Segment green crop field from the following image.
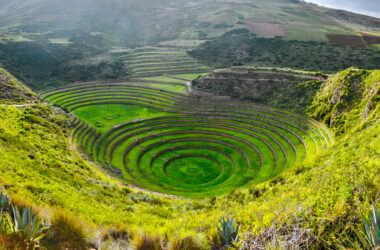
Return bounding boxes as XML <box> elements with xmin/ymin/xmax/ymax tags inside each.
<box><xmin>40</xmin><ymin>73</ymin><xmax>332</xmax><ymax>198</ymax></box>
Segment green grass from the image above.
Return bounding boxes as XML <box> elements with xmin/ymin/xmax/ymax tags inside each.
<box><xmin>41</xmin><ymin>81</ymin><xmax>329</xmax><ymax>198</ymax></box>
<box><xmin>138</xmin><ymin>76</ymin><xmax>187</xmax><ymax>83</ymax></box>
<box><xmin>135</xmin><ymin>69</ymin><xmax>209</xmax><ymax>75</ymax></box>
<box><xmin>143</xmin><ymin>83</ymin><xmax>187</xmax><ymax>93</ymax></box>
<box><xmin>173</xmin><ymin>73</ymin><xmax>209</xmax><ymax>80</ymax></box>
<box><xmin>370</xmin><ymin>44</ymin><xmax>380</xmax><ymax>51</ymax></box>
<box><xmin>130</xmin><ymin>61</ymin><xmax>198</xmax><ymax>67</ymax></box>
<box><xmin>1</xmin><ymin>65</ymin><xmax>379</xmax><ymax>249</ymax></box>
<box><xmin>120</xmin><ymin>47</ymin><xmax>211</xmax><ymax>79</ymax></box>
<box><xmin>125</xmin><ymin>55</ymin><xmax>191</xmax><ymax>61</ymax></box>
<box><xmin>72</xmin><ymin>104</ymin><xmax>172</xmax><ymax>133</ymax></box>
<box><xmin>133</xmin><ymin>65</ymin><xmax>206</xmax><ymax>72</ymax></box>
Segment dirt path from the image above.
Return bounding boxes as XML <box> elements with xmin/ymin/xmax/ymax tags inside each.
<box><xmin>6</xmin><ymin>104</ymin><xmax>36</xmax><ymax>107</ymax></box>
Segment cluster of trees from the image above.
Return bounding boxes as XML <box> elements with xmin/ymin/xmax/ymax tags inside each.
<box><xmin>0</xmin><ymin>41</ymin><xmax>128</xmax><ymax>90</ymax></box>
<box><xmin>189</xmin><ymin>29</ymin><xmax>380</xmax><ymax>73</ymax></box>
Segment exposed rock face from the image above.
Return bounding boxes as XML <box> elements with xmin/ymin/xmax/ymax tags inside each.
<box><xmin>363</xmin><ymin>83</ymin><xmax>379</xmax><ymax>120</ymax></box>
<box><xmin>191</xmin><ymin>68</ymin><xmax>325</xmax><ymax>114</ymax></box>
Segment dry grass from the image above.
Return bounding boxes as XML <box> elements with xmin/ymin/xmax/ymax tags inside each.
<box><xmin>0</xmin><ymin>233</ymin><xmax>33</xmax><ymax>250</ymax></box>
<box><xmin>101</xmin><ymin>226</ymin><xmax>130</xmax><ymax>242</ymax></box>
<box><xmin>133</xmin><ymin>232</ymin><xmax>164</xmax><ymax>250</ymax></box>
<box><xmin>241</xmin><ymin>217</ymin><xmax>316</xmax><ymax>250</ymax></box>
<box><xmin>49</xmin><ymin>209</ymin><xmax>91</xmax><ymax>249</ymax></box>
<box><xmin>169</xmin><ymin>235</ymin><xmax>202</xmax><ymax>250</ymax></box>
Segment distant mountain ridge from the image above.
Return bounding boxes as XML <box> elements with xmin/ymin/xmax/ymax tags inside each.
<box><xmin>0</xmin><ymin>0</ymin><xmax>379</xmax><ymax>90</ymax></box>
<box><xmin>0</xmin><ymin>0</ymin><xmax>379</xmax><ymax>47</ymax></box>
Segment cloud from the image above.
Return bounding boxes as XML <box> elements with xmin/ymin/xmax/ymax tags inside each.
<box><xmin>307</xmin><ymin>0</ymin><xmax>380</xmax><ymax>18</ymax></box>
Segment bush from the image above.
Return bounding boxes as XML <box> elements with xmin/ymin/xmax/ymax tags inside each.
<box><xmin>217</xmin><ymin>217</ymin><xmax>240</xmax><ymax>247</ymax></box>
<box><xmin>356</xmin><ymin>203</ymin><xmax>380</xmax><ymax>249</ymax></box>
<box><xmin>133</xmin><ymin>232</ymin><xmax>164</xmax><ymax>250</ymax></box>
<box><xmin>49</xmin><ymin>209</ymin><xmax>90</xmax><ymax>249</ymax></box>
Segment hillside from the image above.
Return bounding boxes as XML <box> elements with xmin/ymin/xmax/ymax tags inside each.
<box><xmin>189</xmin><ymin>29</ymin><xmax>380</xmax><ymax>72</ymax></box>
<box><xmin>0</xmin><ymin>66</ymin><xmax>378</xmax><ymax>248</ymax></box>
<box><xmin>0</xmin><ymin>67</ymin><xmax>38</xmax><ymax>104</ymax></box>
<box><xmin>1</xmin><ymin>0</ymin><xmax>379</xmax><ymax>46</ymax></box>
<box><xmin>192</xmin><ymin>67</ymin><xmax>327</xmax><ymax>114</ymax></box>
<box><xmin>0</xmin><ymin>1</ymin><xmax>379</xmax><ymax>249</ymax></box>
<box><xmin>0</xmin><ymin>0</ymin><xmax>380</xmax><ymax>90</ymax></box>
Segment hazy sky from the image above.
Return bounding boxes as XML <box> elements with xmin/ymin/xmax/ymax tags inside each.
<box><xmin>307</xmin><ymin>0</ymin><xmax>380</xmax><ymax>18</ymax></box>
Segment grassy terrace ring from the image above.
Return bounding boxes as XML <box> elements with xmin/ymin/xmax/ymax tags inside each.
<box><xmin>41</xmin><ymin>80</ymin><xmax>332</xmax><ymax>198</ymax></box>
<box><xmin>122</xmin><ymin>47</ymin><xmax>211</xmax><ymax>77</ymax></box>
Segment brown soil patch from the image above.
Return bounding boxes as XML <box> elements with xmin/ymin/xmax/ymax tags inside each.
<box><xmin>326</xmin><ymin>34</ymin><xmax>367</xmax><ymax>48</ymax></box>
<box><xmin>244</xmin><ymin>22</ymin><xmax>285</xmax><ymax>38</ymax></box>
<box><xmin>359</xmin><ymin>32</ymin><xmax>380</xmax><ymax>45</ymax></box>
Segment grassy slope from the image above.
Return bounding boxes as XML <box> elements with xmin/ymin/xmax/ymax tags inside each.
<box><xmin>0</xmin><ymin>67</ymin><xmax>38</xmax><ymax>104</ymax></box>
<box><xmin>0</xmin><ymin>105</ymin><xmax>200</xmax><ymax>240</ymax></box>
<box><xmin>0</xmin><ymin>68</ymin><xmax>378</xmax><ymax>248</ymax></box>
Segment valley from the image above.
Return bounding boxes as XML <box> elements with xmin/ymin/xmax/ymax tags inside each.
<box><xmin>0</xmin><ymin>0</ymin><xmax>379</xmax><ymax>249</ymax></box>
<box><xmin>40</xmin><ymin>57</ymin><xmax>332</xmax><ymax>197</ymax></box>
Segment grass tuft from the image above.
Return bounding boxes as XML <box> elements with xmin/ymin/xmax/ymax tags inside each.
<box><xmin>169</xmin><ymin>235</ymin><xmax>202</xmax><ymax>250</ymax></box>
<box><xmin>133</xmin><ymin>232</ymin><xmax>164</xmax><ymax>250</ymax></box>
<box><xmin>49</xmin><ymin>209</ymin><xmax>90</xmax><ymax>249</ymax></box>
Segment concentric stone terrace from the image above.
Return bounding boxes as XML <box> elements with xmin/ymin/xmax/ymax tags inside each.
<box><xmin>40</xmin><ymin>81</ymin><xmax>332</xmax><ymax>198</ymax></box>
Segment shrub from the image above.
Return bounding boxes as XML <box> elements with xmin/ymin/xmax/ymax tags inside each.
<box><xmin>356</xmin><ymin>203</ymin><xmax>380</xmax><ymax>249</ymax></box>
<box><xmin>169</xmin><ymin>235</ymin><xmax>202</xmax><ymax>250</ymax></box>
<box><xmin>0</xmin><ymin>192</ymin><xmax>10</xmax><ymax>212</ymax></box>
<box><xmin>217</xmin><ymin>216</ymin><xmax>240</xmax><ymax>247</ymax></box>
<box><xmin>49</xmin><ymin>209</ymin><xmax>90</xmax><ymax>249</ymax></box>
<box><xmin>8</xmin><ymin>205</ymin><xmax>49</xmax><ymax>249</ymax></box>
<box><xmin>133</xmin><ymin>232</ymin><xmax>164</xmax><ymax>250</ymax></box>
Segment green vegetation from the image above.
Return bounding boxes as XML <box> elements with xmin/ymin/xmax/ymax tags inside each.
<box><xmin>0</xmin><ymin>0</ymin><xmax>379</xmax><ymax>248</ymax></box>
<box><xmin>357</xmin><ymin>203</ymin><xmax>380</xmax><ymax>249</ymax></box>
<box><xmin>49</xmin><ymin>209</ymin><xmax>89</xmax><ymax>249</ymax></box>
<box><xmin>0</xmin><ymin>104</ymin><xmax>188</xmax><ymax>242</ymax></box>
<box><xmin>192</xmin><ymin>68</ymin><xmax>327</xmax><ymax>114</ymax></box>
<box><xmin>0</xmin><ymin>67</ymin><xmax>37</xmax><ymax>104</ymax></box>
<box><xmin>0</xmin><ymin>193</ymin><xmax>49</xmax><ymax>249</ymax></box>
<box><xmin>0</xmin><ymin>64</ymin><xmax>378</xmax><ymax>248</ymax></box>
<box><xmin>40</xmin><ymin>80</ymin><xmax>330</xmax><ymax>198</ymax></box>
<box><xmin>308</xmin><ymin>68</ymin><xmax>380</xmax><ymax>135</ymax></box>
<box><xmin>190</xmin><ymin>29</ymin><xmax>380</xmax><ymax>73</ymax></box>
<box><xmin>217</xmin><ymin>217</ymin><xmax>240</xmax><ymax>247</ymax></box>
<box><xmin>0</xmin><ymin>41</ymin><xmax>128</xmax><ymax>90</ymax></box>
<box><xmin>123</xmin><ymin>47</ymin><xmax>211</xmax><ymax>78</ymax></box>
<box><xmin>139</xmin><ymin>76</ymin><xmax>186</xmax><ymax>83</ymax></box>
<box><xmin>2</xmin><ymin>0</ymin><xmax>379</xmax><ymax>51</ymax></box>
<box><xmin>173</xmin><ymin>73</ymin><xmax>209</xmax><ymax>80</ymax></box>
<box><xmin>1</xmin><ymin>0</ymin><xmax>380</xmax><ymax>92</ymax></box>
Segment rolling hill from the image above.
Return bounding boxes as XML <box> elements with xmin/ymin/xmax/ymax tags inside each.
<box><xmin>0</xmin><ymin>0</ymin><xmax>380</xmax><ymax>46</ymax></box>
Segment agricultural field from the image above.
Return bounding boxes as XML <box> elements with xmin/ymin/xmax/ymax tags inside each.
<box><xmin>40</xmin><ymin>73</ymin><xmax>332</xmax><ymax>198</ymax></box>
<box><xmin>121</xmin><ymin>47</ymin><xmax>211</xmax><ymax>77</ymax></box>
